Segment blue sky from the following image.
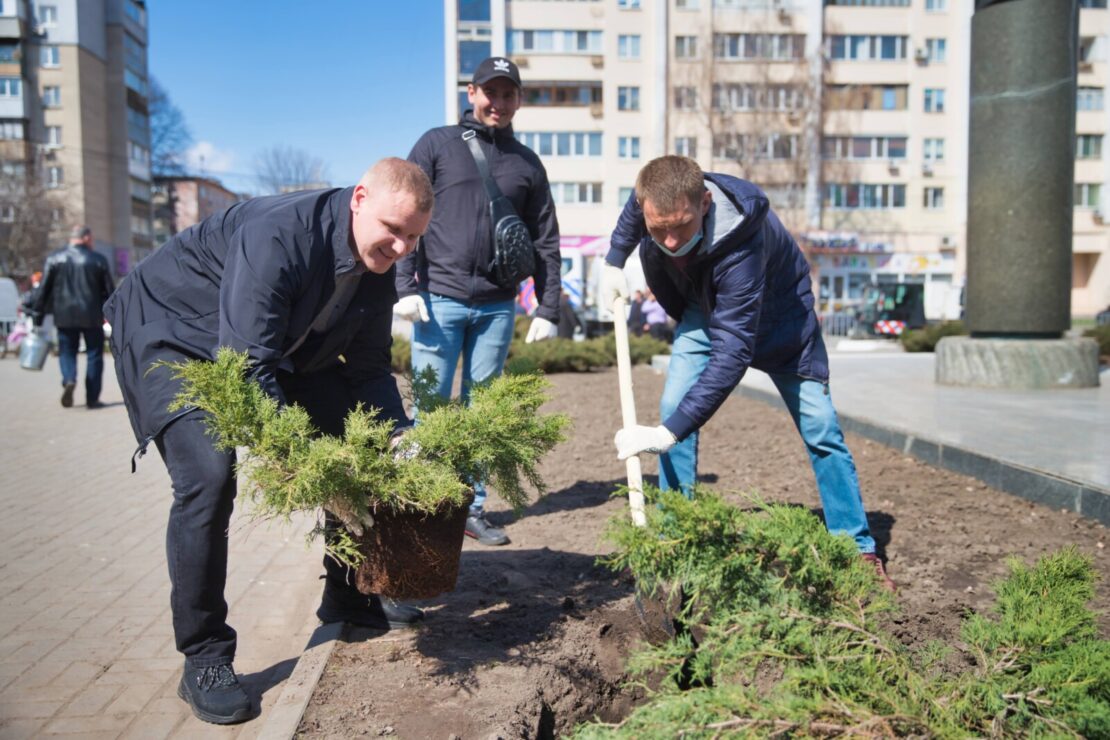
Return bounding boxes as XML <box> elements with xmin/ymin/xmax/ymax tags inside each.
<box><xmin>148</xmin><ymin>2</ymin><xmax>446</xmax><ymax>194</ymax></box>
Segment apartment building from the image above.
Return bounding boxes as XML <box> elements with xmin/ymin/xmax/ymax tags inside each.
<box><xmin>0</xmin><ymin>0</ymin><xmax>151</xmax><ymax>278</ymax></box>
<box><xmin>152</xmin><ymin>175</ymin><xmax>241</xmax><ymax>246</ymax></box>
<box><xmin>446</xmin><ymin>0</ymin><xmax>1110</xmax><ymax>318</ymax></box>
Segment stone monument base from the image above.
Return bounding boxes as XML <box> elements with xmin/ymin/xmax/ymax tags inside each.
<box><xmin>936</xmin><ymin>336</ymin><xmax>1100</xmax><ymax>389</ymax></box>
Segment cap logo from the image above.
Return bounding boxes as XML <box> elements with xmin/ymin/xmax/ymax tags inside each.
<box><xmin>493</xmin><ymin>58</ymin><xmax>511</xmax><ymax>72</ymax></box>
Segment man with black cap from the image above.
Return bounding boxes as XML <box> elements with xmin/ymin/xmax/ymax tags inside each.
<box><xmin>396</xmin><ymin>56</ymin><xmax>561</xmax><ymax>547</ymax></box>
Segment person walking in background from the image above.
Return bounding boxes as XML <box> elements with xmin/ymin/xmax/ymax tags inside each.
<box><xmin>104</xmin><ymin>160</ymin><xmax>435</xmax><ymax>724</ymax></box>
<box><xmin>602</xmin><ymin>156</ymin><xmax>895</xmax><ymax>592</ymax></box>
<box><xmin>394</xmin><ymin>56</ymin><xmax>561</xmax><ymax>547</ymax></box>
<box><xmin>627</xmin><ymin>289</ymin><xmax>645</xmax><ymax>337</ymax></box>
<box><xmin>29</xmin><ymin>225</ymin><xmax>114</xmax><ymax>409</ymax></box>
<box><xmin>557</xmin><ymin>289</ymin><xmax>585</xmax><ymax>340</ymax></box>
<box><xmin>641</xmin><ymin>289</ymin><xmax>673</xmax><ymax>343</ymax></box>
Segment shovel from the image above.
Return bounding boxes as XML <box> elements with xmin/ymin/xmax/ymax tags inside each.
<box><xmin>611</xmin><ymin>295</ymin><xmax>688</xmax><ymax>646</ymax></box>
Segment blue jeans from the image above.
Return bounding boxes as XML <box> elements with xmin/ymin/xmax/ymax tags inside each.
<box><xmin>658</xmin><ymin>306</ymin><xmax>875</xmax><ymax>553</ymax></box>
<box><xmin>56</xmin><ymin>326</ymin><xmax>105</xmax><ymax>404</ymax></box>
<box><xmin>411</xmin><ymin>293</ymin><xmax>516</xmax><ymax>514</ymax></box>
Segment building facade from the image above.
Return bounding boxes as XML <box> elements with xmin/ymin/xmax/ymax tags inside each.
<box><xmin>152</xmin><ymin>176</ymin><xmax>241</xmax><ymax>246</ymax></box>
<box><xmin>0</xmin><ymin>0</ymin><xmax>151</xmax><ymax>278</ymax></box>
<box><xmin>446</xmin><ymin>0</ymin><xmax>1110</xmax><ymax>319</ymax></box>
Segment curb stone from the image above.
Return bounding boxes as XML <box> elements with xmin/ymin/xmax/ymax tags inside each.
<box><xmin>256</xmin><ymin>620</ymin><xmax>344</xmax><ymax>739</ymax></box>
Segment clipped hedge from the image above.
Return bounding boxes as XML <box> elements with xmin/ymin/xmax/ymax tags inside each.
<box><xmin>900</xmin><ymin>320</ymin><xmax>967</xmax><ymax>353</ymax></box>
<box><xmin>1084</xmin><ymin>323</ymin><xmax>1110</xmax><ymax>357</ymax></box>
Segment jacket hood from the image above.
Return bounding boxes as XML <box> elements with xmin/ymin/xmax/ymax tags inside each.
<box><xmin>698</xmin><ymin>173</ymin><xmax>769</xmax><ymax>259</ymax></box>
<box><xmin>459</xmin><ymin>109</ymin><xmax>516</xmax><ymax>142</ymax></box>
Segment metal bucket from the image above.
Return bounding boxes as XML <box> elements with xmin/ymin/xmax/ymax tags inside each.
<box><xmin>19</xmin><ymin>330</ymin><xmax>50</xmax><ymax>371</ymax></box>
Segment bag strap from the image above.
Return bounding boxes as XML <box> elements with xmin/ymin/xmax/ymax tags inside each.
<box><xmin>462</xmin><ymin>129</ymin><xmax>504</xmax><ymax>203</ymax></box>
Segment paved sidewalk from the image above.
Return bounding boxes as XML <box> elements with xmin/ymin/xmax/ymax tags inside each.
<box><xmin>736</xmin><ymin>347</ymin><xmax>1110</xmax><ymax>522</ymax></box>
<box><xmin>0</xmin><ymin>355</ymin><xmax>325</xmax><ymax>738</ymax></box>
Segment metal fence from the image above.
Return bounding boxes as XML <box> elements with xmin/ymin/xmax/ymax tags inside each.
<box><xmin>818</xmin><ymin>311</ymin><xmax>857</xmax><ymax>337</ymax></box>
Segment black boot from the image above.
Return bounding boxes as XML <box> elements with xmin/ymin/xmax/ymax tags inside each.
<box><xmin>177</xmin><ymin>663</ymin><xmax>253</xmax><ymax>725</ymax></box>
<box><xmin>316</xmin><ymin>586</ymin><xmax>424</xmax><ymax>630</ymax></box>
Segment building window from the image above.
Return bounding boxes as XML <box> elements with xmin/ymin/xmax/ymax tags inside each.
<box><xmin>124</xmin><ymin>32</ymin><xmax>145</xmax><ymax>75</ymax></box>
<box><xmin>619</xmin><ymin>187</ymin><xmax>634</xmax><ymax>206</ymax></box>
<box><xmin>762</xmin><ymin>183</ymin><xmax>805</xmax><ymax>210</ymax></box>
<box><xmin>1075</xmin><ymin>183</ymin><xmax>1101</xmax><ymax>208</ymax></box>
<box><xmin>618</xmin><ymin>136</ymin><xmax>640</xmax><ymax>159</ymax></box>
<box><xmin>828</xmin><ymin>35</ymin><xmax>907</xmax><ymax>61</ymax></box>
<box><xmin>40</xmin><ymin>45</ymin><xmax>59</xmax><ymax>68</ymax></box>
<box><xmin>550</xmin><ymin>182</ymin><xmax>602</xmax><ymax>205</ymax></box>
<box><xmin>825</xmin><ymin>0</ymin><xmax>909</xmax><ymax>5</ymax></box>
<box><xmin>0</xmin><ymin>77</ymin><xmax>21</xmax><ymax>98</ymax></box>
<box><xmin>0</xmin><ymin>42</ymin><xmax>17</xmax><ymax>63</ymax></box>
<box><xmin>923</xmin><ymin>137</ymin><xmax>945</xmax><ymax>162</ymax></box>
<box><xmin>823</xmin><ymin>136</ymin><xmax>908</xmax><ymax>160</ymax></box>
<box><xmin>42</xmin><ymin>85</ymin><xmax>60</xmax><ymax>106</ymax></box>
<box><xmin>523</xmin><ymin>82</ymin><xmax>602</xmax><ymax>106</ymax></box>
<box><xmin>923</xmin><ymin>187</ymin><xmax>944</xmax><ymax>209</ymax></box>
<box><xmin>713</xmin><ymin>133</ymin><xmax>798</xmax><ymax>162</ymax></box>
<box><xmin>674</xmin><ymin>86</ymin><xmax>697</xmax><ymax>110</ymax></box>
<box><xmin>46</xmin><ymin>165</ymin><xmax>63</xmax><ymax>188</ymax></box>
<box><xmin>0</xmin><ymin>120</ymin><xmax>25</xmax><ymax>139</ymax></box>
<box><xmin>1</xmin><ymin>160</ymin><xmax>26</xmax><ymax>177</ymax></box>
<box><xmin>125</xmin><ymin>0</ymin><xmax>145</xmax><ymax>26</ymax></box>
<box><xmin>676</xmin><ymin>0</ymin><xmax>699</xmax><ymax>7</ymax></box>
<box><xmin>516</xmin><ymin>131</ymin><xmax>602</xmax><ymax>157</ymax></box>
<box><xmin>618</xmin><ymin>86</ymin><xmax>640</xmax><ymax>111</ymax></box>
<box><xmin>131</xmin><ymin>177</ymin><xmax>151</xmax><ymax>202</ymax></box>
<box><xmin>125</xmin><ymin>68</ymin><xmax>147</xmax><ymax>96</ymax></box>
<box><xmin>131</xmin><ymin>214</ymin><xmax>151</xmax><ymax>235</ymax></box>
<box><xmin>618</xmin><ymin>0</ymin><xmax>641</xmax><ymax>8</ymax></box>
<box><xmin>129</xmin><ymin>141</ymin><xmax>150</xmax><ymax>165</ymax></box>
<box><xmin>0</xmin><ymin>205</ymin><xmax>14</xmax><ymax>223</ymax></box>
<box><xmin>824</xmin><ymin>183</ymin><xmax>906</xmax><ymax>209</ymax></box>
<box><xmin>1079</xmin><ymin>0</ymin><xmax>1106</xmax><ymax>7</ymax></box>
<box><xmin>924</xmin><ymin>88</ymin><xmax>945</xmax><ymax>113</ymax></box>
<box><xmin>127</xmin><ymin>106</ymin><xmax>148</xmax><ymax>143</ymax></box>
<box><xmin>675</xmin><ymin>35</ymin><xmax>698</xmax><ymax>59</ymax></box>
<box><xmin>674</xmin><ymin>136</ymin><xmax>697</xmax><ymax>157</ymax></box>
<box><xmin>508</xmin><ymin>29</ymin><xmax>603</xmax><ymax>54</ymax></box>
<box><xmin>925</xmin><ymin>0</ymin><xmax>946</xmax><ymax>9</ymax></box>
<box><xmin>459</xmin><ymin>0</ymin><xmax>491</xmax><ymax>21</ymax></box>
<box><xmin>1077</xmin><ymin>134</ymin><xmax>1103</xmax><ymax>159</ymax></box>
<box><xmin>713</xmin><ymin>83</ymin><xmax>805</xmax><ymax>111</ymax></box>
<box><xmin>925</xmin><ymin>38</ymin><xmax>946</xmax><ymax>63</ymax></box>
<box><xmin>1078</xmin><ymin>87</ymin><xmax>1104</xmax><ymax>111</ymax></box>
<box><xmin>715</xmin><ymin>33</ymin><xmax>805</xmax><ymax>60</ymax></box>
<box><xmin>36</xmin><ymin>4</ymin><xmax>58</xmax><ymax>26</ymax></box>
<box><xmin>618</xmin><ymin>34</ymin><xmax>641</xmax><ymax>59</ymax></box>
<box><xmin>459</xmin><ymin>40</ymin><xmax>492</xmax><ymax>76</ymax></box>
<box><xmin>826</xmin><ymin>84</ymin><xmax>907</xmax><ymax>111</ymax></box>
<box><xmin>45</xmin><ymin>125</ymin><xmax>61</xmax><ymax>147</ymax></box>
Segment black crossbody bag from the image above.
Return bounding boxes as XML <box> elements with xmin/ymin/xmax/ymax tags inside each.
<box><xmin>462</xmin><ymin>130</ymin><xmax>536</xmax><ymax>289</ymax></box>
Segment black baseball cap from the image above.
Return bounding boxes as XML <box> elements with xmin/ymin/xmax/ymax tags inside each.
<box><xmin>471</xmin><ymin>57</ymin><xmax>522</xmax><ymax>89</ymax></box>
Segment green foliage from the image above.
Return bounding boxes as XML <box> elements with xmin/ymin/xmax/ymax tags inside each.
<box><xmin>391</xmin><ymin>334</ymin><xmax>411</xmax><ymax>374</ymax></box>
<box><xmin>158</xmin><ymin>348</ymin><xmax>568</xmax><ymax>564</ymax></box>
<box><xmin>900</xmin><ymin>320</ymin><xmax>967</xmax><ymax>352</ymax></box>
<box><xmin>1083</xmin><ymin>323</ymin><xmax>1110</xmax><ymax>357</ymax></box>
<box><xmin>504</xmin><ymin>331</ymin><xmax>670</xmax><ymax>374</ymax></box>
<box><xmin>577</xmin><ymin>488</ymin><xmax>1110</xmax><ymax>738</ymax></box>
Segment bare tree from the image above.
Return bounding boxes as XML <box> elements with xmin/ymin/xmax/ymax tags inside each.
<box><xmin>149</xmin><ymin>78</ymin><xmax>193</xmax><ymax>177</ymax></box>
<box><xmin>0</xmin><ymin>159</ymin><xmax>64</xmax><ymax>278</ymax></box>
<box><xmin>252</xmin><ymin>146</ymin><xmax>331</xmax><ymax>195</ymax></box>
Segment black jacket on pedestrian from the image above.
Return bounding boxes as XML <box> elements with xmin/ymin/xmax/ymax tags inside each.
<box><xmin>103</xmin><ymin>187</ymin><xmax>406</xmax><ymax>453</ymax></box>
<box><xmin>32</xmin><ymin>243</ymin><xmax>114</xmax><ymax>329</ymax></box>
<box><xmin>398</xmin><ymin>111</ymin><xmax>561</xmax><ymax>323</ymax></box>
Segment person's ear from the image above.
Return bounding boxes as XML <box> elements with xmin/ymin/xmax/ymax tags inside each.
<box><xmin>467</xmin><ymin>83</ymin><xmax>478</xmax><ymax>104</ymax></box>
<box><xmin>350</xmin><ymin>183</ymin><xmax>368</xmax><ymax>215</ymax></box>
<box><xmin>702</xmin><ymin>189</ymin><xmax>712</xmax><ymax>215</ymax></box>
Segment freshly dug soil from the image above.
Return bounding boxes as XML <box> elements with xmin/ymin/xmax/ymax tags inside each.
<box><xmin>298</xmin><ymin>366</ymin><xmax>1109</xmax><ymax>739</ymax></box>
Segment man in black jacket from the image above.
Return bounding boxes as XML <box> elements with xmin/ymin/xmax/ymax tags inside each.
<box><xmin>103</xmin><ymin>159</ymin><xmax>434</xmax><ymax>725</ymax></box>
<box><xmin>395</xmin><ymin>56</ymin><xmax>561</xmax><ymax>546</ymax></box>
<box><xmin>30</xmin><ymin>225</ymin><xmax>114</xmax><ymax>408</ymax></box>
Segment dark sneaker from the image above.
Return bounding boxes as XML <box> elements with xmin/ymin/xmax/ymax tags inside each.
<box><xmin>87</xmin><ymin>399</ymin><xmax>105</xmax><ymax>409</ymax></box>
<box><xmin>60</xmin><ymin>383</ymin><xmax>75</xmax><ymax>408</ymax></box>
<box><xmin>177</xmin><ymin>663</ymin><xmax>253</xmax><ymax>725</ymax></box>
<box><xmin>861</xmin><ymin>553</ymin><xmax>897</xmax><ymax>593</ymax></box>
<box><xmin>465</xmin><ymin>513</ymin><xmax>510</xmax><ymax>546</ymax></box>
<box><xmin>316</xmin><ymin>588</ymin><xmax>424</xmax><ymax>630</ymax></box>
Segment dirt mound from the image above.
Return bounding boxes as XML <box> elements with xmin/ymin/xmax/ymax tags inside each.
<box><xmin>299</xmin><ymin>366</ymin><xmax>1109</xmax><ymax>738</ymax></box>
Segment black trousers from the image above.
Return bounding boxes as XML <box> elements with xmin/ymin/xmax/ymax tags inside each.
<box><xmin>155</xmin><ymin>368</ymin><xmax>401</xmax><ymax>666</ymax></box>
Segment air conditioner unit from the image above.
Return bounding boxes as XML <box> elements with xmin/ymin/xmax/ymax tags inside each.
<box><xmin>941</xmin><ymin>235</ymin><xmax>954</xmax><ymax>247</ymax></box>
<box><xmin>511</xmin><ymin>56</ymin><xmax>529</xmax><ymax>69</ymax></box>
<box><xmin>888</xmin><ymin>161</ymin><xmax>900</xmax><ymax>176</ymax></box>
<box><xmin>591</xmin><ymin>55</ymin><xmax>604</xmax><ymax>69</ymax></box>
<box><xmin>1094</xmin><ymin>209</ymin><xmax>1105</xmax><ymax>225</ymax></box>
<box><xmin>914</xmin><ymin>48</ymin><xmax>929</xmax><ymax>63</ymax></box>
<box><xmin>1079</xmin><ymin>61</ymin><xmax>1094</xmax><ymax>73</ymax></box>
<box><xmin>922</xmin><ymin>162</ymin><xmax>934</xmax><ymax>176</ymax></box>
<box><xmin>589</xmin><ymin>102</ymin><xmax>603</xmax><ymax>118</ymax></box>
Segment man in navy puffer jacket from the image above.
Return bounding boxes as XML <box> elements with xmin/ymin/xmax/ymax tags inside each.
<box><xmin>605</xmin><ymin>156</ymin><xmax>894</xmax><ymax>591</ymax></box>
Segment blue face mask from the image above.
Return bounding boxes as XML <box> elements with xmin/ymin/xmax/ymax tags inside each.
<box><xmin>653</xmin><ymin>230</ymin><xmax>702</xmax><ymax>258</ymax></box>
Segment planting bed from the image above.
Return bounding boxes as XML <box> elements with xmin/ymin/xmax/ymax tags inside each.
<box><xmin>298</xmin><ymin>366</ymin><xmax>1109</xmax><ymax>738</ymax></box>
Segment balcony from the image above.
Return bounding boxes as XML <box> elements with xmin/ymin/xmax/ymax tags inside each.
<box><xmin>0</xmin><ymin>17</ymin><xmax>25</xmax><ymax>40</ymax></box>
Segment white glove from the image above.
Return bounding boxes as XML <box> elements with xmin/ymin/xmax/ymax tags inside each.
<box><xmin>389</xmin><ymin>425</ymin><xmax>420</xmax><ymax>461</ymax></box>
<box><xmin>615</xmin><ymin>424</ymin><xmax>677</xmax><ymax>460</ymax></box>
<box><xmin>525</xmin><ymin>317</ymin><xmax>558</xmax><ymax>344</ymax></box>
<box><xmin>600</xmin><ymin>264</ymin><xmax>630</xmax><ymax>309</ymax></box>
<box><xmin>394</xmin><ymin>294</ymin><xmax>429</xmax><ymax>322</ymax></box>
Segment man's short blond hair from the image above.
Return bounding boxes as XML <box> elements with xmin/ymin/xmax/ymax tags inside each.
<box><xmin>360</xmin><ymin>158</ymin><xmax>434</xmax><ymax>213</ymax></box>
<box><xmin>635</xmin><ymin>156</ymin><xmax>706</xmax><ymax>214</ymax></box>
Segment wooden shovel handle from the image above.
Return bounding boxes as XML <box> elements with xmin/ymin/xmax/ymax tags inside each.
<box><xmin>612</xmin><ymin>295</ymin><xmax>647</xmax><ymax>527</ymax></box>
